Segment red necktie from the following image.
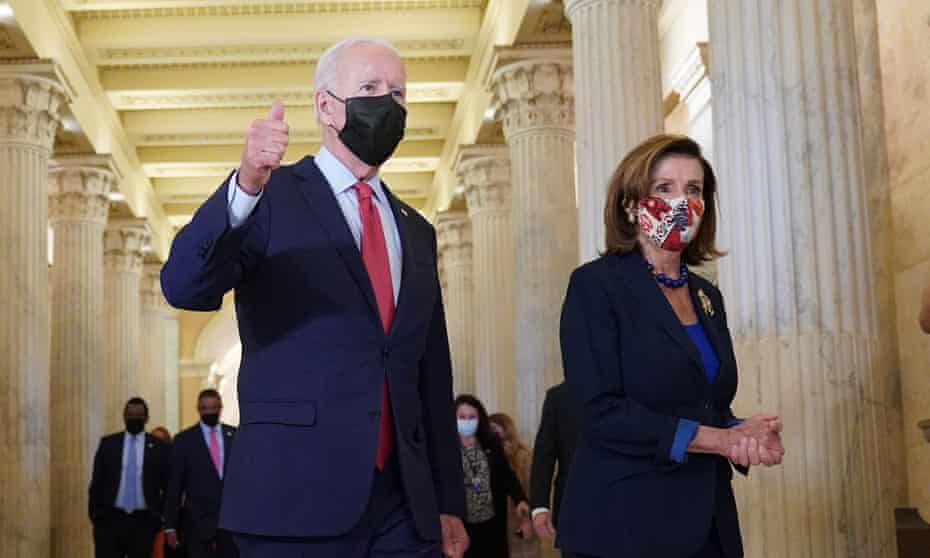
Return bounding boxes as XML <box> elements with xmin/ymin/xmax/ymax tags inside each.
<box><xmin>354</xmin><ymin>182</ymin><xmax>394</xmax><ymax>470</ymax></box>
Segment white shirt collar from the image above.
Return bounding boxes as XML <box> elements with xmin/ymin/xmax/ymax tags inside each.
<box><xmin>314</xmin><ymin>146</ymin><xmax>386</xmax><ymax>203</ymax></box>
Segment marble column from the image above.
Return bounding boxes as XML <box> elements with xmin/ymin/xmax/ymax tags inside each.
<box><xmin>163</xmin><ymin>307</ymin><xmax>180</xmax><ymax>433</ymax></box>
<box><xmin>459</xmin><ymin>147</ymin><xmax>516</xmax><ymax>417</ymax></box>
<box><xmin>103</xmin><ymin>220</ymin><xmax>148</xmax><ymax>432</ymax></box>
<box><xmin>48</xmin><ymin>156</ymin><xmax>114</xmax><ymax>558</ymax></box>
<box><xmin>564</xmin><ymin>0</ymin><xmax>663</xmax><ymax>262</ymax></box>
<box><xmin>0</xmin><ymin>65</ymin><xmax>68</xmax><ymax>558</ymax></box>
<box><xmin>140</xmin><ymin>263</ymin><xmax>169</xmax><ymax>426</ymax></box>
<box><xmin>491</xmin><ymin>52</ymin><xmax>578</xmax><ymax>441</ymax></box>
<box><xmin>436</xmin><ymin>205</ymin><xmax>475</xmax><ymax>397</ymax></box>
<box><xmin>709</xmin><ymin>2</ymin><xmax>894</xmax><ymax>556</ymax></box>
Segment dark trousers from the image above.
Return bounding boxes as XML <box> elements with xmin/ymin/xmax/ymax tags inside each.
<box><xmin>232</xmin><ymin>456</ymin><xmax>440</xmax><ymax>558</ymax></box>
<box><xmin>575</xmin><ymin>519</ymin><xmax>727</xmax><ymax>558</ymax></box>
<box><xmin>93</xmin><ymin>509</ymin><xmax>159</xmax><ymax>558</ymax></box>
<box><xmin>187</xmin><ymin>529</ymin><xmax>239</xmax><ymax>558</ymax></box>
<box><xmin>464</xmin><ymin>518</ymin><xmax>508</xmax><ymax>558</ymax></box>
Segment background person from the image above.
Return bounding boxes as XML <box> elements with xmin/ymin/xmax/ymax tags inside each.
<box><xmin>456</xmin><ymin>396</ymin><xmax>530</xmax><ymax>558</ymax></box>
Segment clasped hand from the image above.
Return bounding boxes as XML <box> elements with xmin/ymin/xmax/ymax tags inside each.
<box><xmin>726</xmin><ymin>414</ymin><xmax>784</xmax><ymax>467</ymax></box>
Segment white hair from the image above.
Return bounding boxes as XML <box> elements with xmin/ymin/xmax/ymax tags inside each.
<box><xmin>314</xmin><ymin>36</ymin><xmax>400</xmax><ymax>119</ymax></box>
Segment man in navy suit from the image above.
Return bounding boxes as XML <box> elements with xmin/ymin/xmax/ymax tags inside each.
<box><xmin>160</xmin><ymin>37</ymin><xmax>468</xmax><ymax>558</ymax></box>
<box><xmin>164</xmin><ymin>389</ymin><xmax>238</xmax><ymax>558</ymax></box>
<box><xmin>89</xmin><ymin>397</ymin><xmax>170</xmax><ymax>558</ymax></box>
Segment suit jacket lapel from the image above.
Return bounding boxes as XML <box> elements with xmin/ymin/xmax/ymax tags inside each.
<box><xmin>689</xmin><ymin>280</ymin><xmax>735</xmax><ymax>386</ymax></box>
<box><xmin>222</xmin><ymin>426</ymin><xmax>234</xmax><ymax>477</ymax></box>
<box><xmin>617</xmin><ymin>253</ymin><xmax>705</xmax><ymax>377</ymax></box>
<box><xmin>294</xmin><ymin>157</ymin><xmax>382</xmax><ymax>332</ymax></box>
<box><xmin>382</xmin><ymin>182</ymin><xmax>415</xmax><ymax>338</ymax></box>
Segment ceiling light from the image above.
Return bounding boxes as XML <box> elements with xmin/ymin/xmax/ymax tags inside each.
<box><xmin>61</xmin><ymin>116</ymin><xmax>80</xmax><ymax>133</ymax></box>
<box><xmin>107</xmin><ymin>191</ymin><xmax>126</xmax><ymax>202</ymax></box>
<box><xmin>0</xmin><ymin>4</ymin><xmax>13</xmax><ymax>19</ymax></box>
<box><xmin>483</xmin><ymin>107</ymin><xmax>496</xmax><ymax>121</ymax></box>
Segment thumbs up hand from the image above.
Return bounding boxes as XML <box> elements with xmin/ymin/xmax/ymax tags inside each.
<box><xmin>238</xmin><ymin>100</ymin><xmax>289</xmax><ymax>194</ymax></box>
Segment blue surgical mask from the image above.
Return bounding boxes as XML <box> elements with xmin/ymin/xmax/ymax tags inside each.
<box><xmin>457</xmin><ymin>418</ymin><xmax>478</xmax><ymax>437</ymax></box>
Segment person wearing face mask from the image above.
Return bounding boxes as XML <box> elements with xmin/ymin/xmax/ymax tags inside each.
<box><xmin>89</xmin><ymin>397</ymin><xmax>170</xmax><ymax>558</ymax></box>
<box><xmin>455</xmin><ymin>396</ymin><xmax>530</xmax><ymax>558</ymax></box>
<box><xmin>163</xmin><ymin>389</ymin><xmax>238</xmax><ymax>558</ymax></box>
<box><xmin>160</xmin><ymin>36</ymin><xmax>467</xmax><ymax>558</ymax></box>
<box><xmin>555</xmin><ymin>135</ymin><xmax>786</xmax><ymax>558</ymax></box>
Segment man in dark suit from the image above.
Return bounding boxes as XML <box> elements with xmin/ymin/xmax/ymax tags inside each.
<box><xmin>160</xmin><ymin>37</ymin><xmax>467</xmax><ymax>558</ymax></box>
<box><xmin>529</xmin><ymin>381</ymin><xmax>579</xmax><ymax>556</ymax></box>
<box><xmin>164</xmin><ymin>389</ymin><xmax>237</xmax><ymax>558</ymax></box>
<box><xmin>89</xmin><ymin>397</ymin><xmax>170</xmax><ymax>558</ymax></box>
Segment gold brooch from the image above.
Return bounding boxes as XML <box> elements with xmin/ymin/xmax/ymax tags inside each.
<box><xmin>698</xmin><ymin>289</ymin><xmax>714</xmax><ymax>317</ymax></box>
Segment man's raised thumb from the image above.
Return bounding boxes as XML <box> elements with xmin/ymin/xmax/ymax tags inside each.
<box><xmin>269</xmin><ymin>100</ymin><xmax>285</xmax><ymax>121</ymax></box>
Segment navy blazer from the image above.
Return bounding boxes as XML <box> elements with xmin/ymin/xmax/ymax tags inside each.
<box><xmin>161</xmin><ymin>156</ymin><xmax>465</xmax><ymax>540</ymax></box>
<box><xmin>529</xmin><ymin>381</ymin><xmax>579</xmax><ymax>526</ymax></box>
<box><xmin>555</xmin><ymin>251</ymin><xmax>744</xmax><ymax>558</ymax></box>
<box><xmin>164</xmin><ymin>423</ymin><xmax>237</xmax><ymax>541</ymax></box>
<box><xmin>88</xmin><ymin>432</ymin><xmax>170</xmax><ymax>525</ymax></box>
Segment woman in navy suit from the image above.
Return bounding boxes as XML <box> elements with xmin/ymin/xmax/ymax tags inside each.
<box><xmin>556</xmin><ymin>135</ymin><xmax>784</xmax><ymax>558</ymax></box>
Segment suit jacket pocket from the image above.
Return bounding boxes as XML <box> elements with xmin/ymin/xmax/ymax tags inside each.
<box><xmin>239</xmin><ymin>400</ymin><xmax>317</xmax><ymax>426</ymax></box>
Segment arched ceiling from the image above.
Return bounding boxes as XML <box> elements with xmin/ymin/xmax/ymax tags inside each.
<box><xmin>2</xmin><ymin>0</ymin><xmax>571</xmax><ymax>258</ymax></box>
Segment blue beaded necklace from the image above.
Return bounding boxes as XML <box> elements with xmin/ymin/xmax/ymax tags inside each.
<box><xmin>646</xmin><ymin>260</ymin><xmax>689</xmax><ymax>289</ymax></box>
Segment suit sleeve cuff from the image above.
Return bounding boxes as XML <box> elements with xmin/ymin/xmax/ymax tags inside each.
<box><xmin>670</xmin><ymin>419</ymin><xmax>700</xmax><ymax>464</ymax></box>
<box><xmin>227</xmin><ymin>170</ymin><xmax>263</xmax><ymax>229</ymax></box>
<box><xmin>531</xmin><ymin>507</ymin><xmax>550</xmax><ymax>519</ymax></box>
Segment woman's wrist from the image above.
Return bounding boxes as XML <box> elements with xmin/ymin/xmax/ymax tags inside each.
<box><xmin>689</xmin><ymin>425</ymin><xmax>729</xmax><ymax>456</ymax></box>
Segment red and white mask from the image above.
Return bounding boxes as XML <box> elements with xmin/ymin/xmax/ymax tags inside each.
<box><xmin>637</xmin><ymin>195</ymin><xmax>705</xmax><ymax>252</ymax></box>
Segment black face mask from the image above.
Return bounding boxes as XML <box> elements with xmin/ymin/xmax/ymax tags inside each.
<box><xmin>125</xmin><ymin>418</ymin><xmax>146</xmax><ymax>435</ymax></box>
<box><xmin>201</xmin><ymin>413</ymin><xmax>220</xmax><ymax>428</ymax></box>
<box><xmin>327</xmin><ymin>91</ymin><xmax>406</xmax><ymax>167</ymax></box>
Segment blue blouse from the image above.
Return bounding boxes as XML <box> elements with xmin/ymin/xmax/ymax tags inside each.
<box><xmin>670</xmin><ymin>322</ymin><xmax>721</xmax><ymax>463</ymax></box>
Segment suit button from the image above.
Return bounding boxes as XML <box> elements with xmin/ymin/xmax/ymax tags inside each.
<box><xmin>383</xmin><ymin>347</ymin><xmax>390</xmax><ymax>359</ymax></box>
<box><xmin>704</xmin><ymin>401</ymin><xmax>711</xmax><ymax>409</ymax></box>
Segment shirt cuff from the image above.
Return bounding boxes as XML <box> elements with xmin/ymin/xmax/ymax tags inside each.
<box><xmin>164</xmin><ymin>529</ymin><xmax>176</xmax><ymax>533</ymax></box>
<box><xmin>531</xmin><ymin>507</ymin><xmax>550</xmax><ymax>519</ymax></box>
<box><xmin>727</xmin><ymin>418</ymin><xmax>745</xmax><ymax>427</ymax></box>
<box><xmin>227</xmin><ymin>170</ymin><xmax>263</xmax><ymax>229</ymax></box>
<box><xmin>670</xmin><ymin>418</ymin><xmax>700</xmax><ymax>464</ymax></box>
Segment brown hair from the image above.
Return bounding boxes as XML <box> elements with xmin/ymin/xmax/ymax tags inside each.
<box><xmin>603</xmin><ymin>134</ymin><xmax>724</xmax><ymax>265</ymax></box>
<box><xmin>488</xmin><ymin>412</ymin><xmax>531</xmax><ymax>486</ymax></box>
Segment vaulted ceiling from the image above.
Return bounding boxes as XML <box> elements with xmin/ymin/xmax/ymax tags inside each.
<box><xmin>1</xmin><ymin>0</ymin><xmax>570</xmax><ymax>257</ymax></box>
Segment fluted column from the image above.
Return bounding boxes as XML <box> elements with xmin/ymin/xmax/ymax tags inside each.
<box><xmin>709</xmin><ymin>2</ymin><xmax>894</xmax><ymax>557</ymax></box>
<box><xmin>163</xmin><ymin>307</ymin><xmax>180</xmax><ymax>433</ymax></box>
<box><xmin>140</xmin><ymin>263</ymin><xmax>168</xmax><ymax>425</ymax></box>
<box><xmin>459</xmin><ymin>147</ymin><xmax>515</xmax><ymax>417</ymax></box>
<box><xmin>436</xmin><ymin>206</ymin><xmax>475</xmax><ymax>397</ymax></box>
<box><xmin>48</xmin><ymin>156</ymin><xmax>114</xmax><ymax>558</ymax></box>
<box><xmin>564</xmin><ymin>0</ymin><xmax>663</xmax><ymax>262</ymax></box>
<box><xmin>491</xmin><ymin>52</ymin><xmax>578</xmax><ymax>441</ymax></box>
<box><xmin>0</xmin><ymin>64</ymin><xmax>68</xmax><ymax>558</ymax></box>
<box><xmin>103</xmin><ymin>220</ymin><xmax>148</xmax><ymax>431</ymax></box>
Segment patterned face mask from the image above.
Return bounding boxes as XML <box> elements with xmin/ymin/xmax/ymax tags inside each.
<box><xmin>637</xmin><ymin>195</ymin><xmax>705</xmax><ymax>252</ymax></box>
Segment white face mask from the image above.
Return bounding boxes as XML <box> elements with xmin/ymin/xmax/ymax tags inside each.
<box><xmin>457</xmin><ymin>418</ymin><xmax>479</xmax><ymax>437</ymax></box>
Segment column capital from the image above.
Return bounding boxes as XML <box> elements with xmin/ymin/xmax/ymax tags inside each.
<box><xmin>436</xmin><ymin>206</ymin><xmax>472</xmax><ymax>270</ymax></box>
<box><xmin>48</xmin><ymin>156</ymin><xmax>119</xmax><ymax>225</ymax></box>
<box><xmin>456</xmin><ymin>146</ymin><xmax>512</xmax><ymax>213</ymax></box>
<box><xmin>490</xmin><ymin>49</ymin><xmax>574</xmax><ymax>138</ymax></box>
<box><xmin>104</xmin><ymin>219</ymin><xmax>150</xmax><ymax>274</ymax></box>
<box><xmin>141</xmin><ymin>262</ymin><xmax>170</xmax><ymax>311</ymax></box>
<box><xmin>0</xmin><ymin>61</ymin><xmax>72</xmax><ymax>150</ymax></box>
<box><xmin>565</xmin><ymin>0</ymin><xmax>660</xmax><ymax>17</ymax></box>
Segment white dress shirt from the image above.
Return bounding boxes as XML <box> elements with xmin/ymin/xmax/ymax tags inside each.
<box><xmin>200</xmin><ymin>421</ymin><xmax>226</xmax><ymax>479</ymax></box>
<box><xmin>226</xmin><ymin>146</ymin><xmax>403</xmax><ymax>302</ymax></box>
<box><xmin>114</xmin><ymin>431</ymin><xmax>147</xmax><ymax>511</ymax></box>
